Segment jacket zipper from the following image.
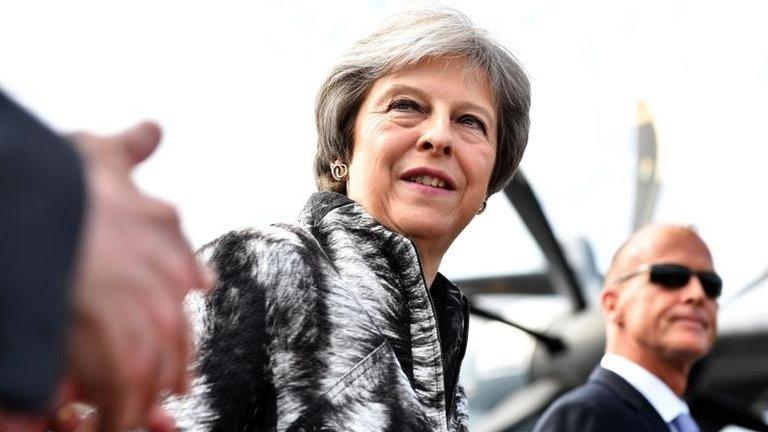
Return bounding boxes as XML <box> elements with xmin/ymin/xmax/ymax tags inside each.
<box><xmin>446</xmin><ymin>299</ymin><xmax>469</xmax><ymax>421</ymax></box>
<box><xmin>409</xmin><ymin>239</ymin><xmax>468</xmax><ymax>425</ymax></box>
<box><xmin>409</xmin><ymin>240</ymin><xmax>449</xmax><ymax>427</ymax></box>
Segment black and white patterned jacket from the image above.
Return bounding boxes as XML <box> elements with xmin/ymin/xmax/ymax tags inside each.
<box><xmin>169</xmin><ymin>192</ymin><xmax>470</xmax><ymax>431</ymax></box>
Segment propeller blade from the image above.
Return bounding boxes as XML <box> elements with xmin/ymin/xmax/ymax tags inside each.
<box><xmin>632</xmin><ymin>101</ymin><xmax>661</xmax><ymax>231</ymax></box>
<box><xmin>470</xmin><ymin>305</ymin><xmax>567</xmax><ymax>355</ymax></box>
<box><xmin>721</xmin><ymin>266</ymin><xmax>768</xmax><ymax>307</ymax></box>
<box><xmin>504</xmin><ymin>170</ymin><xmax>586</xmax><ymax>310</ymax></box>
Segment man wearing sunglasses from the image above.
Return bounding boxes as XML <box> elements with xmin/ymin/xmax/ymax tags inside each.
<box><xmin>534</xmin><ymin>224</ymin><xmax>720</xmax><ymax>432</ymax></box>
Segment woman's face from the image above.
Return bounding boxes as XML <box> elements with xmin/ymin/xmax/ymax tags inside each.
<box><xmin>347</xmin><ymin>57</ymin><xmax>497</xmax><ymax>251</ymax></box>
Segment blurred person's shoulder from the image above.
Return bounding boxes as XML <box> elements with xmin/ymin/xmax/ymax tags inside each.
<box><xmin>534</xmin><ymin>370</ymin><xmax>628</xmax><ymax>432</ymax></box>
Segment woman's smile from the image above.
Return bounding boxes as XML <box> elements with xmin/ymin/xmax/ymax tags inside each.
<box><xmin>401</xmin><ymin>166</ymin><xmax>456</xmax><ymax>193</ymax></box>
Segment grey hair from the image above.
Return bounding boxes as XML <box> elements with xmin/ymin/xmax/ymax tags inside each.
<box><xmin>314</xmin><ymin>5</ymin><xmax>531</xmax><ymax>195</ymax></box>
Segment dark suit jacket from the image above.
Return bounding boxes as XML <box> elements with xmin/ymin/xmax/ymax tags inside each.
<box><xmin>533</xmin><ymin>367</ymin><xmax>671</xmax><ymax>432</ymax></box>
<box><xmin>0</xmin><ymin>89</ymin><xmax>85</xmax><ymax>413</ymax></box>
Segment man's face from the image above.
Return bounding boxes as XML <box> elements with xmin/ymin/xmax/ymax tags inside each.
<box><xmin>608</xmin><ymin>230</ymin><xmax>719</xmax><ymax>363</ymax></box>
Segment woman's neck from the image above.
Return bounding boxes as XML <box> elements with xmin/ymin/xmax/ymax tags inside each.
<box><xmin>412</xmin><ymin>239</ymin><xmax>447</xmax><ymax>288</ymax></box>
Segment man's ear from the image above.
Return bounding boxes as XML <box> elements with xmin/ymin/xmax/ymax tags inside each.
<box><xmin>601</xmin><ymin>286</ymin><xmax>623</xmax><ymax>327</ymax></box>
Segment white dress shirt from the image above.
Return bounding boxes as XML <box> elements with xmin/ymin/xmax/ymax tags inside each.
<box><xmin>600</xmin><ymin>353</ymin><xmax>693</xmax><ymax>432</ymax></box>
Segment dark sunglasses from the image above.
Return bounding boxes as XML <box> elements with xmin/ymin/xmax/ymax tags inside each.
<box><xmin>614</xmin><ymin>263</ymin><xmax>722</xmax><ymax>299</ymax></box>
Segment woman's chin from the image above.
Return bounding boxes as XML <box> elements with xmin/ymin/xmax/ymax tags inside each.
<box><xmin>392</xmin><ymin>210</ymin><xmax>467</xmax><ymax>247</ymax></box>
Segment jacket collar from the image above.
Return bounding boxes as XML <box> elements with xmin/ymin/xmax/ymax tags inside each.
<box><xmin>298</xmin><ymin>191</ymin><xmax>466</xmax><ymax>303</ymax></box>
<box><xmin>298</xmin><ymin>191</ymin><xmax>452</xmax><ymax>431</ymax></box>
<box><xmin>590</xmin><ymin>366</ymin><xmax>670</xmax><ymax>431</ymax></box>
<box><xmin>298</xmin><ymin>191</ymin><xmax>354</xmax><ymax>226</ymax></box>
<box><xmin>600</xmin><ymin>353</ymin><xmax>689</xmax><ymax>423</ymax></box>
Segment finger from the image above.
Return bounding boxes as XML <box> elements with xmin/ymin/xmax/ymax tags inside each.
<box><xmin>200</xmin><ymin>264</ymin><xmax>218</xmax><ymax>293</ymax></box>
<box><xmin>108</xmin><ymin>218</ymin><xmax>193</xmax><ymax>395</ymax></box>
<box><xmin>97</xmin><ymin>294</ymin><xmax>160</xmax><ymax>432</ymax></box>
<box><xmin>136</xmin><ymin>255</ymin><xmax>191</xmax><ymax>395</ymax></box>
<box><xmin>157</xmin><ymin>210</ymin><xmax>213</xmax><ymax>292</ymax></box>
<box><xmin>163</xmin><ymin>236</ymin><xmax>211</xmax><ymax>296</ymax></box>
<box><xmin>182</xmin><ymin>290</ymin><xmax>207</xmax><ymax>386</ymax></box>
<box><xmin>117</xmin><ymin>121</ymin><xmax>162</xmax><ymax>167</ymax></box>
<box><xmin>133</xmin><ymin>190</ymin><xmax>209</xmax><ymax>295</ymax></box>
<box><xmin>174</xmin><ymin>310</ymin><xmax>193</xmax><ymax>395</ymax></box>
<box><xmin>65</xmin><ymin>121</ymin><xmax>161</xmax><ymax>167</ymax></box>
<box><xmin>123</xmin><ymin>236</ymin><xmax>193</xmax><ymax>397</ymax></box>
<box><xmin>142</xmin><ymin>197</ymin><xmax>205</xmax><ymax>296</ymax></box>
<box><xmin>52</xmin><ymin>403</ymin><xmax>97</xmax><ymax>432</ymax></box>
<box><xmin>123</xmin><ymin>294</ymin><xmax>165</xmax><ymax>432</ymax></box>
<box><xmin>144</xmin><ymin>197</ymin><xmax>182</xmax><ymax>236</ymax></box>
<box><xmin>143</xmin><ymin>278</ymin><xmax>186</xmax><ymax>395</ymax></box>
<box><xmin>124</xmin><ymin>258</ymin><xmax>191</xmax><ymax>400</ymax></box>
<box><xmin>180</xmin><ymin>235</ymin><xmax>214</xmax><ymax>293</ymax></box>
<box><xmin>173</xmin><ymin>233</ymin><xmax>214</xmax><ymax>294</ymax></box>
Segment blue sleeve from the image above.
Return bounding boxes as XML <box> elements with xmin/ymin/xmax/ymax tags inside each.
<box><xmin>0</xmin><ymin>89</ymin><xmax>86</xmax><ymax>413</ymax></box>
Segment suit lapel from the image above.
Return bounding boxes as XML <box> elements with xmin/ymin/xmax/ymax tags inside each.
<box><xmin>590</xmin><ymin>367</ymin><xmax>670</xmax><ymax>432</ymax></box>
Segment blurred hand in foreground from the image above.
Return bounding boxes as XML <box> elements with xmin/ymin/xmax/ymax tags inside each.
<box><xmin>61</xmin><ymin>122</ymin><xmax>213</xmax><ymax>432</ymax></box>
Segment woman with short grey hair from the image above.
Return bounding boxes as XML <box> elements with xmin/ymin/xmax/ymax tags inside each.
<box><xmin>315</xmin><ymin>8</ymin><xmax>530</xmax><ymax>196</ymax></box>
<box><xmin>172</xmin><ymin>6</ymin><xmax>530</xmax><ymax>431</ymax></box>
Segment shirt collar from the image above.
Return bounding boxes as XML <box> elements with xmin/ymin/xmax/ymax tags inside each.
<box><xmin>600</xmin><ymin>353</ymin><xmax>690</xmax><ymax>423</ymax></box>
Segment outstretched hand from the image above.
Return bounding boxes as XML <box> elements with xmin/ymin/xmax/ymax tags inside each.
<box><xmin>62</xmin><ymin>122</ymin><xmax>213</xmax><ymax>432</ymax></box>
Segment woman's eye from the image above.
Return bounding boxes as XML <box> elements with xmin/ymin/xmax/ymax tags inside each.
<box><xmin>388</xmin><ymin>98</ymin><xmax>421</xmax><ymax>112</ymax></box>
<box><xmin>458</xmin><ymin>115</ymin><xmax>487</xmax><ymax>134</ymax></box>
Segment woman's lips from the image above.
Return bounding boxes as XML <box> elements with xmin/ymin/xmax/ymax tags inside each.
<box><xmin>400</xmin><ymin>167</ymin><xmax>456</xmax><ymax>190</ymax></box>
<box><xmin>406</xmin><ymin>174</ymin><xmax>448</xmax><ymax>189</ymax></box>
<box><xmin>403</xmin><ymin>179</ymin><xmax>454</xmax><ymax>195</ymax></box>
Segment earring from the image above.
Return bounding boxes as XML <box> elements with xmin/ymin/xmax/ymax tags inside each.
<box><xmin>331</xmin><ymin>161</ymin><xmax>348</xmax><ymax>181</ymax></box>
<box><xmin>477</xmin><ymin>200</ymin><xmax>487</xmax><ymax>214</ymax></box>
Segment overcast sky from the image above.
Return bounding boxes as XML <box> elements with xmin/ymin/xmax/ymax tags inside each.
<box><xmin>3</xmin><ymin>0</ymin><xmax>767</xmax><ymax>299</ymax></box>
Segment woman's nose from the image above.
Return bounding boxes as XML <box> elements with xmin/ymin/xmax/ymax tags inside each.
<box><xmin>417</xmin><ymin>115</ymin><xmax>452</xmax><ymax>156</ymax></box>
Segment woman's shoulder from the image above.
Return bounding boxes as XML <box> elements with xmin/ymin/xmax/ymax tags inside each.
<box><xmin>197</xmin><ymin>223</ymin><xmax>335</xmax><ymax>299</ymax></box>
<box><xmin>199</xmin><ymin>223</ymin><xmax>318</xmax><ymax>265</ymax></box>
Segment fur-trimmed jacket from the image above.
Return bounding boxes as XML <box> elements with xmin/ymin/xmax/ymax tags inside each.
<box><xmin>168</xmin><ymin>192</ymin><xmax>470</xmax><ymax>431</ymax></box>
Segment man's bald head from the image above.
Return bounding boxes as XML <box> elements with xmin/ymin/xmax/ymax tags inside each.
<box><xmin>605</xmin><ymin>225</ymin><xmax>713</xmax><ymax>288</ymax></box>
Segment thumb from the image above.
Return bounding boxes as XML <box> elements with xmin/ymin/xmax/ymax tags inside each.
<box><xmin>117</xmin><ymin>121</ymin><xmax>162</xmax><ymax>167</ymax></box>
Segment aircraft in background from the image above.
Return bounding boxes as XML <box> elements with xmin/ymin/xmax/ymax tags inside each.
<box><xmin>459</xmin><ymin>103</ymin><xmax>768</xmax><ymax>432</ymax></box>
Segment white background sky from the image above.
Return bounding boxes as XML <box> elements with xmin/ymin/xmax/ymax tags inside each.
<box><xmin>3</xmin><ymin>0</ymin><xmax>767</xmax><ymax>299</ymax></box>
